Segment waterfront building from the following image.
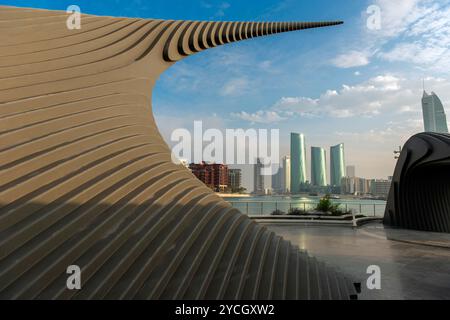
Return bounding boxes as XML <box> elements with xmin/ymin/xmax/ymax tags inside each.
<box><xmin>271</xmin><ymin>156</ymin><xmax>291</xmax><ymax>194</ymax></box>
<box><xmin>341</xmin><ymin>176</ymin><xmax>353</xmax><ymax>194</ymax></box>
<box><xmin>311</xmin><ymin>147</ymin><xmax>327</xmax><ymax>186</ymax></box>
<box><xmin>271</xmin><ymin>165</ymin><xmax>283</xmax><ymax>193</ymax></box>
<box><xmin>341</xmin><ymin>176</ymin><xmax>372</xmax><ymax>195</ymax></box>
<box><xmin>422</xmin><ymin>91</ymin><xmax>448</xmax><ymax>133</ymax></box>
<box><xmin>355</xmin><ymin>177</ymin><xmax>367</xmax><ymax>195</ymax></box>
<box><xmin>254</xmin><ymin>158</ymin><xmax>265</xmax><ymax>194</ymax></box>
<box><xmin>290</xmin><ymin>133</ymin><xmax>307</xmax><ymax>193</ymax></box>
<box><xmin>371</xmin><ymin>179</ymin><xmax>391</xmax><ymax>198</ymax></box>
<box><xmin>346</xmin><ymin>165</ymin><xmax>355</xmax><ymax>178</ymax></box>
<box><xmin>283</xmin><ymin>156</ymin><xmax>291</xmax><ymax>193</ymax></box>
<box><xmin>364</xmin><ymin>179</ymin><xmax>372</xmax><ymax>194</ymax></box>
<box><xmin>228</xmin><ymin>169</ymin><xmax>242</xmax><ymax>192</ymax></box>
<box><xmin>330</xmin><ymin>143</ymin><xmax>346</xmax><ymax>187</ymax></box>
<box><xmin>189</xmin><ymin>162</ymin><xmax>228</xmax><ymax>192</ymax></box>
<box><xmin>272</xmin><ymin>156</ymin><xmax>291</xmax><ymax>194</ymax></box>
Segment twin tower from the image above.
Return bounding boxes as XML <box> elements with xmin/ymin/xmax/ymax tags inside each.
<box><xmin>290</xmin><ymin>133</ymin><xmax>345</xmax><ymax>192</ymax></box>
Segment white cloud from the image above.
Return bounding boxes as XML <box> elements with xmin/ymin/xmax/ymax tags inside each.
<box><xmin>376</xmin><ymin>2</ymin><xmax>450</xmax><ymax>71</ymax></box>
<box><xmin>379</xmin><ymin>6</ymin><xmax>450</xmax><ymax>73</ymax></box>
<box><xmin>376</xmin><ymin>0</ymin><xmax>450</xmax><ymax>68</ymax></box>
<box><xmin>379</xmin><ymin>42</ymin><xmax>445</xmax><ymax>64</ymax></box>
<box><xmin>331</xmin><ymin>0</ymin><xmax>450</xmax><ymax>73</ymax></box>
<box><xmin>202</xmin><ymin>1</ymin><xmax>231</xmax><ymax>18</ymax></box>
<box><xmin>371</xmin><ymin>0</ymin><xmax>426</xmax><ymax>38</ymax></box>
<box><xmin>216</xmin><ymin>2</ymin><xmax>230</xmax><ymax>17</ymax></box>
<box><xmin>331</xmin><ymin>51</ymin><xmax>370</xmax><ymax>68</ymax></box>
<box><xmin>334</xmin><ymin>117</ymin><xmax>424</xmax><ymax>150</ymax></box>
<box><xmin>233</xmin><ymin>74</ymin><xmax>450</xmax><ymax>123</ymax></box>
<box><xmin>272</xmin><ymin>74</ymin><xmax>414</xmax><ymax>118</ymax></box>
<box><xmin>221</xmin><ymin>78</ymin><xmax>249</xmax><ymax>96</ymax></box>
<box><xmin>231</xmin><ymin>110</ymin><xmax>286</xmax><ymax>124</ymax></box>
<box><xmin>259</xmin><ymin>60</ymin><xmax>272</xmax><ymax>70</ymax></box>
<box><xmin>396</xmin><ymin>105</ymin><xmax>415</xmax><ymax>114</ymax></box>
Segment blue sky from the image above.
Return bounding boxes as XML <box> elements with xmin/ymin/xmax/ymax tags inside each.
<box><xmin>4</xmin><ymin>0</ymin><xmax>450</xmax><ymax>190</ymax></box>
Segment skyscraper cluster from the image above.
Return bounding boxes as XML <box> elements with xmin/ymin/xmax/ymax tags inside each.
<box><xmin>260</xmin><ymin>88</ymin><xmax>446</xmax><ymax>196</ymax></box>
<box><xmin>341</xmin><ymin>176</ymin><xmax>391</xmax><ymax>198</ymax></box>
<box><xmin>288</xmin><ymin>133</ymin><xmax>346</xmax><ymax>193</ymax></box>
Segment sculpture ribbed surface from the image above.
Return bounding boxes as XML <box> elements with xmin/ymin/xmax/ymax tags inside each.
<box><xmin>384</xmin><ymin>132</ymin><xmax>450</xmax><ymax>233</ymax></box>
<box><xmin>0</xmin><ymin>6</ymin><xmax>355</xmax><ymax>299</ymax></box>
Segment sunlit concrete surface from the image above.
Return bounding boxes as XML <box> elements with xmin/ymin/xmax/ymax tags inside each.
<box><xmin>266</xmin><ymin>222</ymin><xmax>450</xmax><ymax>299</ymax></box>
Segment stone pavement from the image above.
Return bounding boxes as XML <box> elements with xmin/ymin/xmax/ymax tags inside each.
<box><xmin>266</xmin><ymin>221</ymin><xmax>450</xmax><ymax>299</ymax></box>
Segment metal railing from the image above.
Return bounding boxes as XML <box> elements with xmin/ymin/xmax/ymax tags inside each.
<box><xmin>227</xmin><ymin>200</ymin><xmax>386</xmax><ymax>217</ymax></box>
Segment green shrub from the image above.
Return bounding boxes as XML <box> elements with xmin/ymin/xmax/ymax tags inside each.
<box><xmin>316</xmin><ymin>195</ymin><xmax>353</xmax><ymax>216</ymax></box>
<box><xmin>332</xmin><ymin>208</ymin><xmax>356</xmax><ymax>216</ymax></box>
<box><xmin>316</xmin><ymin>195</ymin><xmax>336</xmax><ymax>212</ymax></box>
<box><xmin>288</xmin><ymin>208</ymin><xmax>305</xmax><ymax>215</ymax></box>
<box><xmin>271</xmin><ymin>209</ymin><xmax>285</xmax><ymax>216</ymax></box>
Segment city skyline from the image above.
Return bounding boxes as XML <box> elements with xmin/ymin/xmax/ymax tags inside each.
<box><xmin>14</xmin><ymin>0</ymin><xmax>448</xmax><ymax>191</ymax></box>
<box><xmin>9</xmin><ymin>0</ymin><xmax>449</xmax><ymax>180</ymax></box>
<box><xmin>177</xmin><ymin>80</ymin><xmax>448</xmax><ymax>192</ymax></box>
<box><xmin>148</xmin><ymin>0</ymin><xmax>450</xmax><ymax>181</ymax></box>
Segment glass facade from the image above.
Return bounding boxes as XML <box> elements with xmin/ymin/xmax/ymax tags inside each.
<box><xmin>330</xmin><ymin>143</ymin><xmax>346</xmax><ymax>187</ymax></box>
<box><xmin>290</xmin><ymin>133</ymin><xmax>307</xmax><ymax>193</ymax></box>
<box><xmin>422</xmin><ymin>91</ymin><xmax>448</xmax><ymax>133</ymax></box>
<box><xmin>311</xmin><ymin>146</ymin><xmax>327</xmax><ymax>186</ymax></box>
<box><xmin>283</xmin><ymin>156</ymin><xmax>291</xmax><ymax>193</ymax></box>
<box><xmin>254</xmin><ymin>158</ymin><xmax>265</xmax><ymax>194</ymax></box>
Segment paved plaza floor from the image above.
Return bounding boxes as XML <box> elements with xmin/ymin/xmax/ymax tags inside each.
<box><xmin>265</xmin><ymin>221</ymin><xmax>450</xmax><ymax>299</ymax></box>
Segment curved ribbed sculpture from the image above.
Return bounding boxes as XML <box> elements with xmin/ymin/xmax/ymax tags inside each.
<box><xmin>384</xmin><ymin>132</ymin><xmax>450</xmax><ymax>233</ymax></box>
<box><xmin>0</xmin><ymin>6</ymin><xmax>354</xmax><ymax>299</ymax></box>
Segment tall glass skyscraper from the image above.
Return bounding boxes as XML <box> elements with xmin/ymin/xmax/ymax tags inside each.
<box><xmin>330</xmin><ymin>143</ymin><xmax>346</xmax><ymax>187</ymax></box>
<box><xmin>283</xmin><ymin>156</ymin><xmax>291</xmax><ymax>193</ymax></box>
<box><xmin>254</xmin><ymin>158</ymin><xmax>265</xmax><ymax>194</ymax></box>
<box><xmin>311</xmin><ymin>147</ymin><xmax>327</xmax><ymax>186</ymax></box>
<box><xmin>422</xmin><ymin>91</ymin><xmax>448</xmax><ymax>133</ymax></box>
<box><xmin>290</xmin><ymin>133</ymin><xmax>307</xmax><ymax>193</ymax></box>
